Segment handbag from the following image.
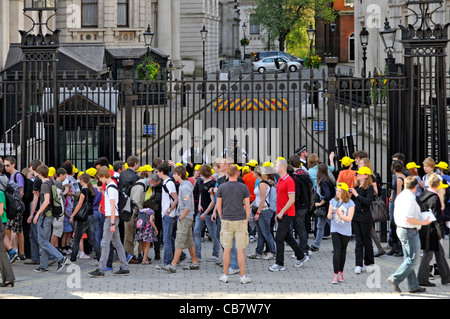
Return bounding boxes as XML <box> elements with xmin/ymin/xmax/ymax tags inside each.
<box><xmin>73</xmin><ymin>200</ymin><xmax>92</xmax><ymax>222</ymax></box>
<box><xmin>370</xmin><ymin>196</ymin><xmax>388</xmax><ymax>222</ymax></box>
<box><xmin>314</xmin><ymin>206</ymin><xmax>328</xmax><ymax>218</ymax></box>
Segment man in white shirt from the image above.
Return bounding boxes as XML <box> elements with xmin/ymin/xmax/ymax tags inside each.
<box><xmin>387</xmin><ymin>176</ymin><xmax>431</xmax><ymax>293</ymax></box>
<box><xmin>89</xmin><ymin>166</ymin><xmax>129</xmax><ymax>278</ymax></box>
<box><xmin>157</xmin><ymin>162</ymin><xmax>179</xmax><ymax>267</ymax></box>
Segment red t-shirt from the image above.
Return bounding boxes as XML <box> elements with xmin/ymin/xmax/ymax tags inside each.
<box><xmin>243</xmin><ymin>172</ymin><xmax>256</xmax><ymax>202</ymax></box>
<box><xmin>276</xmin><ymin>174</ymin><xmax>296</xmax><ymax>216</ymax></box>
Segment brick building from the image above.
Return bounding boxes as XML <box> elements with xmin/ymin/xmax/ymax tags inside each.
<box><xmin>315</xmin><ymin>0</ymin><xmax>354</xmax><ymax>63</ymax></box>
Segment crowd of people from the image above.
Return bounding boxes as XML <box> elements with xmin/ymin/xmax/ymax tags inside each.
<box><xmin>0</xmin><ymin>147</ymin><xmax>450</xmax><ymax>292</ymax></box>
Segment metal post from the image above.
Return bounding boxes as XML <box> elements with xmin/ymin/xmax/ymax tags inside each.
<box><xmin>324</xmin><ymin>56</ymin><xmax>338</xmax><ymax>154</ymax></box>
<box><xmin>202</xmin><ymin>40</ymin><xmax>206</xmax><ymax>99</ymax></box>
<box><xmin>123</xmin><ymin>59</ymin><xmax>135</xmax><ymax>159</ymax></box>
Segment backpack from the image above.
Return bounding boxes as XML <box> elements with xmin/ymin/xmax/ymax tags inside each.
<box><xmin>13</xmin><ymin>172</ymin><xmax>33</xmax><ymax>203</ymax></box>
<box><xmin>162</xmin><ymin>179</ymin><xmax>178</xmax><ymax>202</ymax></box>
<box><xmin>106</xmin><ymin>183</ymin><xmax>136</xmax><ymax>222</ymax></box>
<box><xmin>292</xmin><ymin>170</ymin><xmax>315</xmax><ymax>212</ymax></box>
<box><xmin>44</xmin><ymin>180</ymin><xmax>65</xmax><ymax>220</ymax></box>
<box><xmin>260</xmin><ymin>180</ymin><xmax>277</xmax><ymax>213</ymax></box>
<box><xmin>0</xmin><ymin>177</ymin><xmax>24</xmax><ymax>220</ymax></box>
<box><xmin>135</xmin><ymin>208</ymin><xmax>153</xmax><ymax>230</ymax></box>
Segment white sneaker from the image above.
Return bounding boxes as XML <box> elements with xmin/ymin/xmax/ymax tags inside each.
<box><xmin>355</xmin><ymin>266</ymin><xmax>362</xmax><ymax>274</ymax></box>
<box><xmin>78</xmin><ymin>252</ymin><xmax>90</xmax><ymax>259</ymax></box>
<box><xmin>228</xmin><ymin>268</ymin><xmax>239</xmax><ymax>275</ymax></box>
<box><xmin>219</xmin><ymin>274</ymin><xmax>229</xmax><ymax>283</ymax></box>
<box><xmin>262</xmin><ymin>252</ymin><xmax>275</xmax><ymax>260</ymax></box>
<box><xmin>294</xmin><ymin>255</ymin><xmax>309</xmax><ymax>268</ymax></box>
<box><xmin>240</xmin><ymin>275</ymin><xmax>252</xmax><ymax>284</ymax></box>
<box><xmin>269</xmin><ymin>264</ymin><xmax>285</xmax><ymax>272</ymax></box>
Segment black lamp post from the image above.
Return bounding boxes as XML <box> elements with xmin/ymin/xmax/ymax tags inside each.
<box><xmin>379</xmin><ymin>18</ymin><xmax>397</xmax><ymax>66</ymax></box>
<box><xmin>21</xmin><ymin>0</ymin><xmax>59</xmax><ymax>45</ymax></box>
<box><xmin>360</xmin><ymin>27</ymin><xmax>369</xmax><ymax>77</ymax></box>
<box><xmin>242</xmin><ymin>22</ymin><xmax>247</xmax><ymax>60</ymax></box>
<box><xmin>143</xmin><ymin>24</ymin><xmax>154</xmax><ymax>57</ymax></box>
<box><xmin>329</xmin><ymin>22</ymin><xmax>336</xmax><ymax>56</ymax></box>
<box><xmin>200</xmin><ymin>25</ymin><xmax>208</xmax><ymax>99</ymax></box>
<box><xmin>307</xmin><ymin>24</ymin><xmax>316</xmax><ymax>54</ymax></box>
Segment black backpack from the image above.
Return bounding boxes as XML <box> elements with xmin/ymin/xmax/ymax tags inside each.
<box><xmin>14</xmin><ymin>172</ymin><xmax>33</xmax><ymax>203</ymax></box>
<box><xmin>292</xmin><ymin>170</ymin><xmax>315</xmax><ymax>212</ymax></box>
<box><xmin>106</xmin><ymin>183</ymin><xmax>137</xmax><ymax>222</ymax></box>
<box><xmin>0</xmin><ymin>177</ymin><xmax>25</xmax><ymax>220</ymax></box>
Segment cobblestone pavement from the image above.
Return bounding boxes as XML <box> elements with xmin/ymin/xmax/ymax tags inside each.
<box><xmin>1</xmin><ymin>233</ymin><xmax>450</xmax><ymax>300</ymax></box>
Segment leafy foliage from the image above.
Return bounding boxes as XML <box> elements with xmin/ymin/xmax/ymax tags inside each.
<box><xmin>137</xmin><ymin>56</ymin><xmax>160</xmax><ymax>83</ymax></box>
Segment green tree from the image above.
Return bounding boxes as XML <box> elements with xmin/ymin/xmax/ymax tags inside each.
<box><xmin>251</xmin><ymin>0</ymin><xmax>335</xmax><ymax>51</ymax></box>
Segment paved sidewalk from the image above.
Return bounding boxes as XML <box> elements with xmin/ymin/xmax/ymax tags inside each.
<box><xmin>1</xmin><ymin>233</ymin><xmax>450</xmax><ymax>299</ymax></box>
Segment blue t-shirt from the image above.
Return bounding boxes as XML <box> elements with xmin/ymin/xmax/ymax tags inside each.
<box><xmin>329</xmin><ymin>198</ymin><xmax>355</xmax><ymax>236</ymax></box>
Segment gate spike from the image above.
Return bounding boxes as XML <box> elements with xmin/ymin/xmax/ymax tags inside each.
<box><xmin>397</xmin><ymin>66</ymin><xmax>402</xmax><ymax>76</ymax></box>
<box><xmin>337</xmin><ymin>68</ymin><xmax>341</xmax><ymax>77</ymax></box>
<box><xmin>15</xmin><ymin>71</ymin><xmax>19</xmax><ymax>81</ymax></box>
<box><xmin>74</xmin><ymin>70</ymin><xmax>78</xmax><ymax>80</ymax></box>
<box><xmin>349</xmin><ymin>68</ymin><xmax>353</xmax><ymax>77</ymax></box>
<box><xmin>62</xmin><ymin>71</ymin><xmax>67</xmax><ymax>80</ymax></box>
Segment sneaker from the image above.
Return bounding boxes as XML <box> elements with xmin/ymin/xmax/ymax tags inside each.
<box><xmin>247</xmin><ymin>254</ymin><xmax>262</xmax><ymax>259</ymax></box>
<box><xmin>105</xmin><ymin>266</ymin><xmax>114</xmax><ymax>272</ymax></box>
<box><xmin>294</xmin><ymin>255</ymin><xmax>309</xmax><ymax>268</ymax></box>
<box><xmin>18</xmin><ymin>253</ymin><xmax>26</xmax><ymax>261</ymax></box>
<box><xmin>387</xmin><ymin>277</ymin><xmax>401</xmax><ymax>293</ymax></box>
<box><xmin>310</xmin><ymin>246</ymin><xmax>319</xmax><ymax>252</ymax></box>
<box><xmin>249</xmin><ymin>236</ymin><xmax>256</xmax><ymax>243</ymax></box>
<box><xmin>57</xmin><ymin>257</ymin><xmax>68</xmax><ymax>272</ymax></box>
<box><xmin>338</xmin><ymin>272</ymin><xmax>344</xmax><ymax>282</ymax></box>
<box><xmin>126</xmin><ymin>253</ymin><xmax>133</xmax><ymax>263</ymax></box>
<box><xmin>89</xmin><ymin>269</ymin><xmax>105</xmax><ymax>278</ymax></box>
<box><xmin>161</xmin><ymin>264</ymin><xmax>177</xmax><ymax>273</ymax></box>
<box><xmin>228</xmin><ymin>268</ymin><xmax>239</xmax><ymax>275</ymax></box>
<box><xmin>78</xmin><ymin>252</ymin><xmax>91</xmax><ymax>259</ymax></box>
<box><xmin>219</xmin><ymin>274</ymin><xmax>229</xmax><ymax>283</ymax></box>
<box><xmin>182</xmin><ymin>263</ymin><xmax>199</xmax><ymax>270</ymax></box>
<box><xmin>269</xmin><ymin>264</ymin><xmax>285</xmax><ymax>272</ymax></box>
<box><xmin>332</xmin><ymin>274</ymin><xmax>339</xmax><ymax>284</ymax></box>
<box><xmin>262</xmin><ymin>252</ymin><xmax>275</xmax><ymax>260</ymax></box>
<box><xmin>8</xmin><ymin>250</ymin><xmax>18</xmax><ymax>264</ymax></box>
<box><xmin>240</xmin><ymin>275</ymin><xmax>252</xmax><ymax>284</ymax></box>
<box><xmin>33</xmin><ymin>267</ymin><xmax>49</xmax><ymax>273</ymax></box>
<box><xmin>355</xmin><ymin>266</ymin><xmax>362</xmax><ymax>274</ymax></box>
<box><xmin>207</xmin><ymin>256</ymin><xmax>219</xmax><ymax>263</ymax></box>
<box><xmin>113</xmin><ymin>268</ymin><xmax>130</xmax><ymax>276</ymax></box>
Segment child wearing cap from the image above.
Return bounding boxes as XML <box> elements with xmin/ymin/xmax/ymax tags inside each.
<box><xmin>406</xmin><ymin>162</ymin><xmax>425</xmax><ymax>198</ymax></box>
<box><xmin>328</xmin><ymin>182</ymin><xmax>355</xmax><ymax>284</ymax></box>
<box><xmin>337</xmin><ymin>156</ymin><xmax>356</xmax><ymax>190</ymax></box>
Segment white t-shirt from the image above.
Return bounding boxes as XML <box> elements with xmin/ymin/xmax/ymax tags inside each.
<box><xmin>161</xmin><ymin>178</ymin><xmax>177</xmax><ymax>217</ymax></box>
<box><xmin>105</xmin><ymin>181</ymin><xmax>119</xmax><ymax>217</ymax></box>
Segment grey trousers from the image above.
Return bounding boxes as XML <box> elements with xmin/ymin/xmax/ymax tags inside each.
<box><xmin>0</xmin><ymin>226</ymin><xmax>15</xmax><ymax>283</ymax></box>
<box><xmin>98</xmin><ymin>218</ymin><xmax>129</xmax><ymax>272</ymax></box>
<box><xmin>418</xmin><ymin>241</ymin><xmax>450</xmax><ymax>285</ymax></box>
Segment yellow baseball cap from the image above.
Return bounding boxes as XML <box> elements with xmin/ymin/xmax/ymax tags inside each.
<box><xmin>137</xmin><ymin>165</ymin><xmax>154</xmax><ymax>172</ymax></box>
<box><xmin>356</xmin><ymin>167</ymin><xmax>372</xmax><ymax>175</ymax></box>
<box><xmin>86</xmin><ymin>167</ymin><xmax>97</xmax><ymax>178</ymax></box>
<box><xmin>339</xmin><ymin>156</ymin><xmax>354</xmax><ymax>167</ymax></box>
<box><xmin>48</xmin><ymin>167</ymin><xmax>56</xmax><ymax>177</ymax></box>
<box><xmin>262</xmin><ymin>161</ymin><xmax>274</xmax><ymax>167</ymax></box>
<box><xmin>406</xmin><ymin>162</ymin><xmax>421</xmax><ymax>170</ymax></box>
<box><xmin>436</xmin><ymin>161</ymin><xmax>449</xmax><ymax>170</ymax></box>
<box><xmin>337</xmin><ymin>182</ymin><xmax>349</xmax><ymax>192</ymax></box>
<box><xmin>194</xmin><ymin>164</ymin><xmax>201</xmax><ymax>171</ymax></box>
<box><xmin>438</xmin><ymin>181</ymin><xmax>449</xmax><ymax>190</ymax></box>
<box><xmin>246</xmin><ymin>159</ymin><xmax>258</xmax><ymax>167</ymax></box>
<box><xmin>175</xmin><ymin>162</ymin><xmax>183</xmax><ymax>167</ymax></box>
<box><xmin>72</xmin><ymin>165</ymin><xmax>79</xmax><ymax>174</ymax></box>
<box><xmin>276</xmin><ymin>157</ymin><xmax>285</xmax><ymax>162</ymax></box>
<box><xmin>242</xmin><ymin>166</ymin><xmax>250</xmax><ymax>174</ymax></box>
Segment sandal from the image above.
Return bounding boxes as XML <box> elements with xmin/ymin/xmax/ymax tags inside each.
<box><xmin>142</xmin><ymin>260</ymin><xmax>150</xmax><ymax>265</ymax></box>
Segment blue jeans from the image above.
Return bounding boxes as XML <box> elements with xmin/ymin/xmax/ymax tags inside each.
<box><xmin>37</xmin><ymin>216</ymin><xmax>64</xmax><ymax>269</ymax></box>
<box><xmin>162</xmin><ymin>215</ymin><xmax>176</xmax><ymax>265</ymax></box>
<box><xmin>93</xmin><ymin>209</ymin><xmax>104</xmax><ymax>248</ymax></box>
<box><xmin>313</xmin><ymin>216</ymin><xmax>330</xmax><ymax>248</ymax></box>
<box><xmin>193</xmin><ymin>213</ymin><xmax>220</xmax><ymax>259</ymax></box>
<box><xmin>389</xmin><ymin>227</ymin><xmax>421</xmax><ymax>291</ymax></box>
<box><xmin>255</xmin><ymin>209</ymin><xmax>276</xmax><ymax>255</ymax></box>
<box><xmin>70</xmin><ymin>214</ymin><xmax>101</xmax><ymax>262</ymax></box>
<box><xmin>29</xmin><ymin>222</ymin><xmax>40</xmax><ymax>262</ymax></box>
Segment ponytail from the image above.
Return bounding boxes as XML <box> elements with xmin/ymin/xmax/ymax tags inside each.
<box><xmin>79</xmin><ymin>173</ymin><xmax>95</xmax><ymax>197</ymax></box>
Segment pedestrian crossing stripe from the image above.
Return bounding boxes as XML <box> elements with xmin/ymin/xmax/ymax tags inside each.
<box><xmin>213</xmin><ymin>98</ymin><xmax>288</xmax><ymax>111</ymax></box>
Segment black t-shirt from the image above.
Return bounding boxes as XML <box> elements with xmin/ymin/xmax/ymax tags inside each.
<box><xmin>33</xmin><ymin>177</ymin><xmax>42</xmax><ymax>211</ymax></box>
<box><xmin>81</xmin><ymin>187</ymin><xmax>94</xmax><ymax>207</ymax></box>
<box><xmin>199</xmin><ymin>179</ymin><xmax>216</xmax><ymax>213</ymax></box>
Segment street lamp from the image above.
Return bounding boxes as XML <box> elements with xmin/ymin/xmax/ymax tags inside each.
<box><xmin>21</xmin><ymin>0</ymin><xmax>59</xmax><ymax>45</ymax></box>
<box><xmin>242</xmin><ymin>22</ymin><xmax>247</xmax><ymax>60</ymax></box>
<box><xmin>143</xmin><ymin>24</ymin><xmax>154</xmax><ymax>56</ymax></box>
<box><xmin>329</xmin><ymin>23</ymin><xmax>336</xmax><ymax>56</ymax></box>
<box><xmin>359</xmin><ymin>27</ymin><xmax>369</xmax><ymax>77</ymax></box>
<box><xmin>200</xmin><ymin>25</ymin><xmax>208</xmax><ymax>99</ymax></box>
<box><xmin>379</xmin><ymin>18</ymin><xmax>397</xmax><ymax>65</ymax></box>
<box><xmin>307</xmin><ymin>24</ymin><xmax>316</xmax><ymax>53</ymax></box>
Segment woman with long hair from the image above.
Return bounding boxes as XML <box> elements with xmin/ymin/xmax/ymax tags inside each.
<box><xmin>248</xmin><ymin>166</ymin><xmax>276</xmax><ymax>260</ymax></box>
<box><xmin>328</xmin><ymin>182</ymin><xmax>355</xmax><ymax>284</ymax></box>
<box><xmin>311</xmin><ymin>163</ymin><xmax>335</xmax><ymax>251</ymax></box>
<box><xmin>349</xmin><ymin>167</ymin><xmax>375</xmax><ymax>274</ymax></box>
<box><xmin>69</xmin><ymin>173</ymin><xmax>101</xmax><ymax>263</ymax></box>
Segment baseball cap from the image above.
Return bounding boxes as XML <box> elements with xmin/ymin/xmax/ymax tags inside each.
<box><xmin>436</xmin><ymin>161</ymin><xmax>449</xmax><ymax>170</ymax></box>
<box><xmin>276</xmin><ymin>156</ymin><xmax>285</xmax><ymax>162</ymax></box>
<box><xmin>356</xmin><ymin>167</ymin><xmax>372</xmax><ymax>175</ymax></box>
<box><xmin>438</xmin><ymin>181</ymin><xmax>449</xmax><ymax>190</ymax></box>
<box><xmin>339</xmin><ymin>156</ymin><xmax>354</xmax><ymax>167</ymax></box>
<box><xmin>246</xmin><ymin>159</ymin><xmax>259</xmax><ymax>167</ymax></box>
<box><xmin>86</xmin><ymin>167</ymin><xmax>97</xmax><ymax>178</ymax></box>
<box><xmin>406</xmin><ymin>162</ymin><xmax>421</xmax><ymax>170</ymax></box>
<box><xmin>337</xmin><ymin>182</ymin><xmax>349</xmax><ymax>192</ymax></box>
<box><xmin>48</xmin><ymin>167</ymin><xmax>56</xmax><ymax>177</ymax></box>
<box><xmin>262</xmin><ymin>161</ymin><xmax>274</xmax><ymax>167</ymax></box>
